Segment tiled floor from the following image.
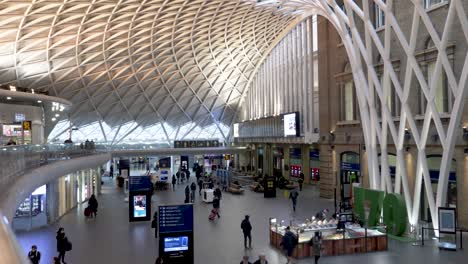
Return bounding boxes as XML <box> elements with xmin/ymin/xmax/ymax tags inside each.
<box><xmin>15</xmin><ymin>176</ymin><xmax>468</xmax><ymax>264</ymax></box>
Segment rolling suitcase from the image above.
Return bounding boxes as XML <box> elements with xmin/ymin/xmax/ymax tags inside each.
<box><xmin>84</xmin><ymin>207</ymin><xmax>92</xmax><ymax>217</ymax></box>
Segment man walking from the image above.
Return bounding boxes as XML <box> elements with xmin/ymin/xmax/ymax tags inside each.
<box><xmin>28</xmin><ymin>245</ymin><xmax>41</xmax><ymax>264</ymax></box>
<box><xmin>190</xmin><ymin>182</ymin><xmax>197</xmax><ymax>202</ymax></box>
<box><xmin>172</xmin><ymin>175</ymin><xmax>176</xmax><ymax>191</ymax></box>
<box><xmin>241</xmin><ymin>215</ymin><xmax>252</xmax><ymax>249</ymax></box>
<box><xmin>289</xmin><ymin>188</ymin><xmax>299</xmax><ymax>212</ymax></box>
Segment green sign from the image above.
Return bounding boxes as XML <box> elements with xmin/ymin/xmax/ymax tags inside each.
<box><xmin>383</xmin><ymin>193</ymin><xmax>407</xmax><ymax>236</ymax></box>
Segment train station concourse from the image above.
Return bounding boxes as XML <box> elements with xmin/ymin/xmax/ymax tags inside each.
<box><xmin>0</xmin><ymin>0</ymin><xmax>467</xmax><ymax>263</ymax></box>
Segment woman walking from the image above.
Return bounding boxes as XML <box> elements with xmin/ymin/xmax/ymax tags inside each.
<box><xmin>56</xmin><ymin>227</ymin><xmax>71</xmax><ymax>264</ymax></box>
<box><xmin>309</xmin><ymin>232</ymin><xmax>322</xmax><ymax>264</ymax></box>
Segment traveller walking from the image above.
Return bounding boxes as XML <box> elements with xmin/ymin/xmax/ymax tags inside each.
<box><xmin>253</xmin><ymin>254</ymin><xmax>268</xmax><ymax>264</ymax></box>
<box><xmin>176</xmin><ymin>171</ymin><xmax>181</xmax><ymax>184</ymax></box>
<box><xmin>110</xmin><ymin>164</ymin><xmax>114</xmax><ymax>179</ymax></box>
<box><xmin>214</xmin><ymin>186</ymin><xmax>222</xmax><ymax>200</ymax></box>
<box><xmin>240</xmin><ymin>215</ymin><xmax>252</xmax><ymax>249</ymax></box>
<box><xmin>298</xmin><ymin>172</ymin><xmax>304</xmax><ymax>191</ymax></box>
<box><xmin>309</xmin><ymin>232</ymin><xmax>323</xmax><ymax>264</ymax></box>
<box><xmin>28</xmin><ymin>245</ymin><xmax>41</xmax><ymax>264</ymax></box>
<box><xmin>289</xmin><ymin>188</ymin><xmax>299</xmax><ymax>212</ymax></box>
<box><xmin>198</xmin><ymin>179</ymin><xmax>203</xmax><ymax>195</ymax></box>
<box><xmin>151</xmin><ymin>212</ymin><xmax>158</xmax><ymax>238</ymax></box>
<box><xmin>190</xmin><ymin>182</ymin><xmax>197</xmax><ymax>202</ymax></box>
<box><xmin>212</xmin><ymin>197</ymin><xmax>221</xmax><ymax>218</ymax></box>
<box><xmin>88</xmin><ymin>194</ymin><xmax>98</xmax><ymax>218</ymax></box>
<box><xmin>240</xmin><ymin>255</ymin><xmax>252</xmax><ymax>264</ymax></box>
<box><xmin>56</xmin><ymin>227</ymin><xmax>71</xmax><ymax>264</ymax></box>
<box><xmin>185</xmin><ymin>185</ymin><xmax>190</xmax><ymax>203</ymax></box>
<box><xmin>172</xmin><ymin>175</ymin><xmax>176</xmax><ymax>191</ymax></box>
<box><xmin>280</xmin><ymin>226</ymin><xmax>297</xmax><ymax>264</ymax></box>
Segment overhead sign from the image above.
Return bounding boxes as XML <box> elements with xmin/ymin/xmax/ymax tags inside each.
<box><xmin>159</xmin><ymin>204</ymin><xmax>194</xmax><ymax>234</ymax></box>
<box><xmin>174</xmin><ymin>140</ymin><xmax>220</xmax><ymax>148</ymax></box>
<box><xmin>129</xmin><ymin>176</ymin><xmax>152</xmax><ymax>192</ymax></box>
<box><xmin>22</xmin><ymin>121</ymin><xmax>31</xmax><ymax>131</ymax></box>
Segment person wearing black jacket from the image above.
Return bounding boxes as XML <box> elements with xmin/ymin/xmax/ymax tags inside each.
<box><xmin>184</xmin><ymin>185</ymin><xmax>190</xmax><ymax>203</ymax></box>
<box><xmin>28</xmin><ymin>245</ymin><xmax>41</xmax><ymax>264</ymax></box>
<box><xmin>88</xmin><ymin>194</ymin><xmax>98</xmax><ymax>218</ymax></box>
<box><xmin>198</xmin><ymin>179</ymin><xmax>203</xmax><ymax>195</ymax></box>
<box><xmin>214</xmin><ymin>186</ymin><xmax>222</xmax><ymax>200</ymax></box>
<box><xmin>56</xmin><ymin>227</ymin><xmax>70</xmax><ymax>264</ymax></box>
<box><xmin>172</xmin><ymin>175</ymin><xmax>176</xmax><ymax>191</ymax></box>
<box><xmin>190</xmin><ymin>182</ymin><xmax>197</xmax><ymax>202</ymax></box>
<box><xmin>241</xmin><ymin>215</ymin><xmax>252</xmax><ymax>249</ymax></box>
<box><xmin>151</xmin><ymin>212</ymin><xmax>158</xmax><ymax>238</ymax></box>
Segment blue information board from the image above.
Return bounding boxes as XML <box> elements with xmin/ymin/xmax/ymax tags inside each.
<box><xmin>129</xmin><ymin>176</ymin><xmax>152</xmax><ymax>192</ymax></box>
<box><xmin>159</xmin><ymin>204</ymin><xmax>194</xmax><ymax>234</ymax></box>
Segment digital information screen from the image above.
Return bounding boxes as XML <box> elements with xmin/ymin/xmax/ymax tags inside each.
<box><xmin>283</xmin><ymin>112</ymin><xmax>299</xmax><ymax>137</ymax></box>
<box><xmin>133</xmin><ymin>195</ymin><xmax>147</xmax><ymax>218</ymax></box>
<box><xmin>129</xmin><ymin>176</ymin><xmax>152</xmax><ymax>192</ymax></box>
<box><xmin>159</xmin><ymin>204</ymin><xmax>194</xmax><ymax>233</ymax></box>
<box><xmin>164</xmin><ymin>236</ymin><xmax>189</xmax><ymax>252</ymax></box>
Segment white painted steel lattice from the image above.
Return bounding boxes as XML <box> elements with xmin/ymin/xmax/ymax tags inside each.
<box><xmin>270</xmin><ymin>0</ymin><xmax>468</xmax><ymax>231</ymax></box>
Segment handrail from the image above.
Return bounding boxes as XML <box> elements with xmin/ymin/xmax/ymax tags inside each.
<box><xmin>0</xmin><ymin>210</ymin><xmax>29</xmax><ymax>264</ymax></box>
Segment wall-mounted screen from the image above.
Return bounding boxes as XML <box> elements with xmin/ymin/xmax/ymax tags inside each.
<box><xmin>164</xmin><ymin>236</ymin><xmax>189</xmax><ymax>252</ymax></box>
<box><xmin>2</xmin><ymin>125</ymin><xmax>22</xmax><ymax>137</ymax></box>
<box><xmin>233</xmin><ymin>123</ymin><xmax>239</xmax><ymax>138</ymax></box>
<box><xmin>133</xmin><ymin>195</ymin><xmax>147</xmax><ymax>218</ymax></box>
<box><xmin>283</xmin><ymin>112</ymin><xmax>300</xmax><ymax>137</ymax></box>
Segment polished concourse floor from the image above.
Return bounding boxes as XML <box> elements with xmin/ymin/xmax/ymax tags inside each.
<box><xmin>16</xmin><ymin>176</ymin><xmax>468</xmax><ymax>264</ymax></box>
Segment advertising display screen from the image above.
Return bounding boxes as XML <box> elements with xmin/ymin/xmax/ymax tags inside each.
<box><xmin>164</xmin><ymin>236</ymin><xmax>189</xmax><ymax>252</ymax></box>
<box><xmin>439</xmin><ymin>208</ymin><xmax>456</xmax><ymax>234</ymax></box>
<box><xmin>283</xmin><ymin>112</ymin><xmax>300</xmax><ymax>137</ymax></box>
<box><xmin>2</xmin><ymin>125</ymin><xmax>22</xmax><ymax>137</ymax></box>
<box><xmin>133</xmin><ymin>195</ymin><xmax>147</xmax><ymax>218</ymax></box>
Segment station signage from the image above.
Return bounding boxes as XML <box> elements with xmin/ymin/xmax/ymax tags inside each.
<box><xmin>159</xmin><ymin>204</ymin><xmax>194</xmax><ymax>233</ymax></box>
<box><xmin>174</xmin><ymin>140</ymin><xmax>220</xmax><ymax>148</ymax></box>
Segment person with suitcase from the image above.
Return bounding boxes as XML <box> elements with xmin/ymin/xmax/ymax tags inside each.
<box><xmin>87</xmin><ymin>194</ymin><xmax>98</xmax><ymax>218</ymax></box>
<box><xmin>212</xmin><ymin>197</ymin><xmax>221</xmax><ymax>218</ymax></box>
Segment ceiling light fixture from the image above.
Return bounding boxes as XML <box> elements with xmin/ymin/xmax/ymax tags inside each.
<box><xmin>51</xmin><ymin>117</ymin><xmax>57</xmax><ymax>121</ymax></box>
<box><xmin>6</xmin><ymin>97</ymin><xmax>12</xmax><ymax>100</ymax></box>
<box><xmin>37</xmin><ymin>100</ymin><xmax>42</xmax><ymax>103</ymax></box>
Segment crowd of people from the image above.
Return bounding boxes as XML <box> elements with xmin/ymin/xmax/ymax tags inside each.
<box><xmin>24</xmin><ymin>165</ymin><xmax>323</xmax><ymax>264</ymax></box>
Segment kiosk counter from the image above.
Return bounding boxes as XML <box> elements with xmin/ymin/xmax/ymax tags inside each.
<box><xmin>269</xmin><ymin>219</ymin><xmax>387</xmax><ymax>258</ymax></box>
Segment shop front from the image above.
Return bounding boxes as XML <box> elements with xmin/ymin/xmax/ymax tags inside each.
<box><xmin>12</xmin><ymin>185</ymin><xmax>47</xmax><ymax>231</ymax></box>
<box><xmin>340</xmin><ymin>152</ymin><xmax>360</xmax><ymax>210</ymax></box>
<box><xmin>269</xmin><ymin>217</ymin><xmax>387</xmax><ymax>259</ymax></box>
<box><xmin>310</xmin><ymin>150</ymin><xmax>320</xmax><ymax>183</ymax></box>
<box><xmin>289</xmin><ymin>147</ymin><xmax>302</xmax><ymax>178</ymax></box>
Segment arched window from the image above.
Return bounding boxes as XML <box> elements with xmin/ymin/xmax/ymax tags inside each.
<box><xmin>341</xmin><ymin>63</ymin><xmax>356</xmax><ymax>121</ymax></box>
<box><xmin>419</xmin><ymin>37</ymin><xmax>451</xmax><ymax>114</ymax></box>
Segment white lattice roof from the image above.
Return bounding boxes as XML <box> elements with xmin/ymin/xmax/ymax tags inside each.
<box><xmin>0</xmin><ymin>0</ymin><xmax>296</xmax><ymax>142</ymax></box>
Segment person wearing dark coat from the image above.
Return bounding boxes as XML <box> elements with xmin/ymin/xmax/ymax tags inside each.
<box><xmin>56</xmin><ymin>227</ymin><xmax>70</xmax><ymax>264</ymax></box>
<box><xmin>88</xmin><ymin>194</ymin><xmax>98</xmax><ymax>218</ymax></box>
<box><xmin>109</xmin><ymin>164</ymin><xmax>114</xmax><ymax>179</ymax></box>
<box><xmin>309</xmin><ymin>231</ymin><xmax>323</xmax><ymax>264</ymax></box>
<box><xmin>280</xmin><ymin>226</ymin><xmax>297</xmax><ymax>264</ymax></box>
<box><xmin>298</xmin><ymin>172</ymin><xmax>305</xmax><ymax>191</ymax></box>
<box><xmin>190</xmin><ymin>182</ymin><xmax>197</xmax><ymax>202</ymax></box>
<box><xmin>214</xmin><ymin>187</ymin><xmax>222</xmax><ymax>200</ymax></box>
<box><xmin>241</xmin><ymin>215</ymin><xmax>252</xmax><ymax>248</ymax></box>
<box><xmin>289</xmin><ymin>189</ymin><xmax>299</xmax><ymax>212</ymax></box>
<box><xmin>151</xmin><ymin>212</ymin><xmax>158</xmax><ymax>238</ymax></box>
<box><xmin>212</xmin><ymin>197</ymin><xmax>221</xmax><ymax>218</ymax></box>
<box><xmin>172</xmin><ymin>175</ymin><xmax>176</xmax><ymax>191</ymax></box>
<box><xmin>198</xmin><ymin>179</ymin><xmax>203</xmax><ymax>195</ymax></box>
<box><xmin>28</xmin><ymin>245</ymin><xmax>41</xmax><ymax>264</ymax></box>
<box><xmin>184</xmin><ymin>185</ymin><xmax>190</xmax><ymax>203</ymax></box>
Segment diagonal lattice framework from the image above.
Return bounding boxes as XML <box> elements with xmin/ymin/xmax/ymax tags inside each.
<box><xmin>0</xmin><ymin>0</ymin><xmax>296</xmax><ymax>143</ymax></box>
<box><xmin>255</xmin><ymin>0</ymin><xmax>467</xmax><ymax>231</ymax></box>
